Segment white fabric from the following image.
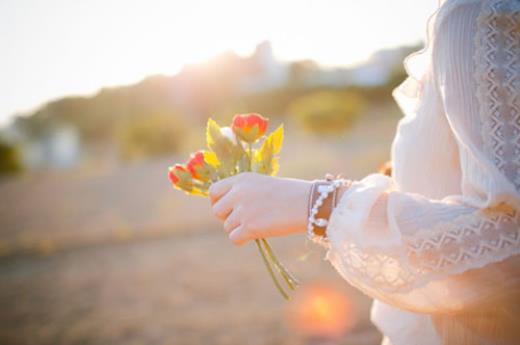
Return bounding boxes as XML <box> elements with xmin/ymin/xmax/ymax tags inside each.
<box><xmin>318</xmin><ymin>0</ymin><xmax>520</xmax><ymax>344</ymax></box>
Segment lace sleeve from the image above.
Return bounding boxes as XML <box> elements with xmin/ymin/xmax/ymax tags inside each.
<box><xmin>321</xmin><ymin>0</ymin><xmax>520</xmax><ymax>314</ymax></box>
<box><xmin>474</xmin><ymin>0</ymin><xmax>520</xmax><ymax>191</ymax></box>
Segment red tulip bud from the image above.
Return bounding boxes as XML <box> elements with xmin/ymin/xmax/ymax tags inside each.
<box><xmin>232</xmin><ymin>113</ymin><xmax>269</xmax><ymax>143</ymax></box>
<box><xmin>186</xmin><ymin>151</ymin><xmax>209</xmax><ymax>180</ymax></box>
<box><xmin>168</xmin><ymin>164</ymin><xmax>193</xmax><ymax>191</ymax></box>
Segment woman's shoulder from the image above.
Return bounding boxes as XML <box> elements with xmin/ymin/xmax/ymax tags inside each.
<box><xmin>437</xmin><ymin>0</ymin><xmax>520</xmax><ymax>27</ymax></box>
<box><xmin>434</xmin><ymin>0</ymin><xmax>480</xmax><ymax>30</ymax></box>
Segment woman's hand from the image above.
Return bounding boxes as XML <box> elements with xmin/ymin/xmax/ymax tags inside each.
<box><xmin>208</xmin><ymin>172</ymin><xmax>312</xmax><ymax>245</ymax></box>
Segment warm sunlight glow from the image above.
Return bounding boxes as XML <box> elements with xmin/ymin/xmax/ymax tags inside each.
<box><xmin>1</xmin><ymin>0</ymin><xmax>438</xmax><ymax>124</ymax></box>
<box><xmin>285</xmin><ymin>283</ymin><xmax>354</xmax><ymax>339</ymax></box>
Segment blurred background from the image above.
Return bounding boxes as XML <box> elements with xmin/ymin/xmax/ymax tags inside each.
<box><xmin>0</xmin><ymin>0</ymin><xmax>438</xmax><ymax>344</ymax></box>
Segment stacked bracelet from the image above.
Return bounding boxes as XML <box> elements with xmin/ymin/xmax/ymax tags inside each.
<box><xmin>307</xmin><ymin>177</ymin><xmax>351</xmax><ymax>245</ymax></box>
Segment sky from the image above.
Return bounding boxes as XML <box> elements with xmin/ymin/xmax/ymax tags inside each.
<box><xmin>0</xmin><ymin>0</ymin><xmax>438</xmax><ymax>125</ymax></box>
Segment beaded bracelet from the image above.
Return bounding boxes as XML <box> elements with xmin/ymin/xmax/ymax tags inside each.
<box><xmin>307</xmin><ymin>177</ymin><xmax>351</xmax><ymax>245</ymax></box>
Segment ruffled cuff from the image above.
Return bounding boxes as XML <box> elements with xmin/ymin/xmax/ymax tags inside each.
<box><xmin>325</xmin><ymin>173</ymin><xmax>394</xmax><ymax>252</ymax></box>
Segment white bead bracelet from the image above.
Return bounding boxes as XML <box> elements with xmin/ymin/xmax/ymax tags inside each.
<box><xmin>307</xmin><ymin>178</ymin><xmax>349</xmax><ymax>245</ymax></box>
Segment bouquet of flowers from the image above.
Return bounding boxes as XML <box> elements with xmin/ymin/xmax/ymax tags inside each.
<box><xmin>168</xmin><ymin>113</ymin><xmax>298</xmax><ymax>299</ymax></box>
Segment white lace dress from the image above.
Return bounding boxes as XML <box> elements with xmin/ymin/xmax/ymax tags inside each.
<box><xmin>318</xmin><ymin>0</ymin><xmax>520</xmax><ymax>344</ymax></box>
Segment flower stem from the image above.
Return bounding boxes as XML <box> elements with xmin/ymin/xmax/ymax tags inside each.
<box><xmin>261</xmin><ymin>238</ymin><xmax>299</xmax><ymax>290</ymax></box>
<box><xmin>255</xmin><ymin>239</ymin><xmax>289</xmax><ymax>300</ymax></box>
<box><xmin>247</xmin><ymin>143</ymin><xmax>253</xmax><ymax>171</ymax></box>
<box><xmin>248</xmin><ymin>142</ymin><xmax>293</xmax><ymax>299</ymax></box>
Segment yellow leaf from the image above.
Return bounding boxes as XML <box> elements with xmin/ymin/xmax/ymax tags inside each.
<box><xmin>270</xmin><ymin>124</ymin><xmax>284</xmax><ymax>155</ymax></box>
<box><xmin>191</xmin><ymin>187</ymin><xmax>209</xmax><ymax>197</ymax></box>
<box><xmin>206</xmin><ymin>118</ymin><xmax>222</xmax><ymax>150</ymax></box>
<box><xmin>270</xmin><ymin>157</ymin><xmax>280</xmax><ymax>176</ymax></box>
<box><xmin>203</xmin><ymin>150</ymin><xmax>219</xmax><ymax>168</ymax></box>
<box><xmin>254</xmin><ymin>124</ymin><xmax>284</xmax><ymax>176</ymax></box>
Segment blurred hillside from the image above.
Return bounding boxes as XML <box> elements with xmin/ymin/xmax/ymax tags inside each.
<box><xmin>0</xmin><ymin>41</ymin><xmax>419</xmax><ymax>174</ymax></box>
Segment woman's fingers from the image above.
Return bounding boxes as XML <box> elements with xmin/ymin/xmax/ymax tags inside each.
<box><xmin>211</xmin><ymin>192</ymin><xmax>235</xmax><ymax>220</ymax></box>
<box><xmin>228</xmin><ymin>225</ymin><xmax>249</xmax><ymax>246</ymax></box>
<box><xmin>223</xmin><ymin>207</ymin><xmax>241</xmax><ymax>233</ymax></box>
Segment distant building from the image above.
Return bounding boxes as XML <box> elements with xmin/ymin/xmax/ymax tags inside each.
<box><xmin>7</xmin><ymin>124</ymin><xmax>81</xmax><ymax>170</ymax></box>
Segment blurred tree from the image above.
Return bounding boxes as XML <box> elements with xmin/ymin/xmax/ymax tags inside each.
<box><xmin>212</xmin><ymin>87</ymin><xmax>300</xmax><ymax>122</ymax></box>
<box><xmin>288</xmin><ymin>60</ymin><xmax>319</xmax><ymax>88</ymax></box>
<box><xmin>386</xmin><ymin>63</ymin><xmax>409</xmax><ymax>90</ymax></box>
<box><xmin>0</xmin><ymin>139</ymin><xmax>23</xmax><ymax>176</ymax></box>
<box><xmin>287</xmin><ymin>90</ymin><xmax>365</xmax><ymax>135</ymax></box>
<box><xmin>20</xmin><ymin>75</ymin><xmax>185</xmax><ymax>145</ymax></box>
<box><xmin>117</xmin><ymin>112</ymin><xmax>188</xmax><ymax>161</ymax></box>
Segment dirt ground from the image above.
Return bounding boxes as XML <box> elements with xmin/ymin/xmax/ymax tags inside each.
<box><xmin>0</xmin><ymin>232</ymin><xmax>382</xmax><ymax>345</ymax></box>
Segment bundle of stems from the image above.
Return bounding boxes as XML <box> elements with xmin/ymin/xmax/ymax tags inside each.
<box><xmin>245</xmin><ymin>144</ymin><xmax>299</xmax><ymax>299</ymax></box>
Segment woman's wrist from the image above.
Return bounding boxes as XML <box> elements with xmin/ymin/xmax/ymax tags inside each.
<box><xmin>305</xmin><ymin>177</ymin><xmax>351</xmax><ymax>243</ymax></box>
<box><xmin>288</xmin><ymin>177</ymin><xmax>350</xmax><ymax>237</ymax></box>
<box><xmin>283</xmin><ymin>177</ymin><xmax>313</xmax><ymax>235</ymax></box>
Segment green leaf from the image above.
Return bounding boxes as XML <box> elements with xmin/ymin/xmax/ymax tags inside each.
<box><xmin>205</xmin><ymin>118</ymin><xmax>245</xmax><ymax>177</ymax></box>
<box><xmin>237</xmin><ymin>154</ymin><xmax>250</xmax><ymax>173</ymax></box>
